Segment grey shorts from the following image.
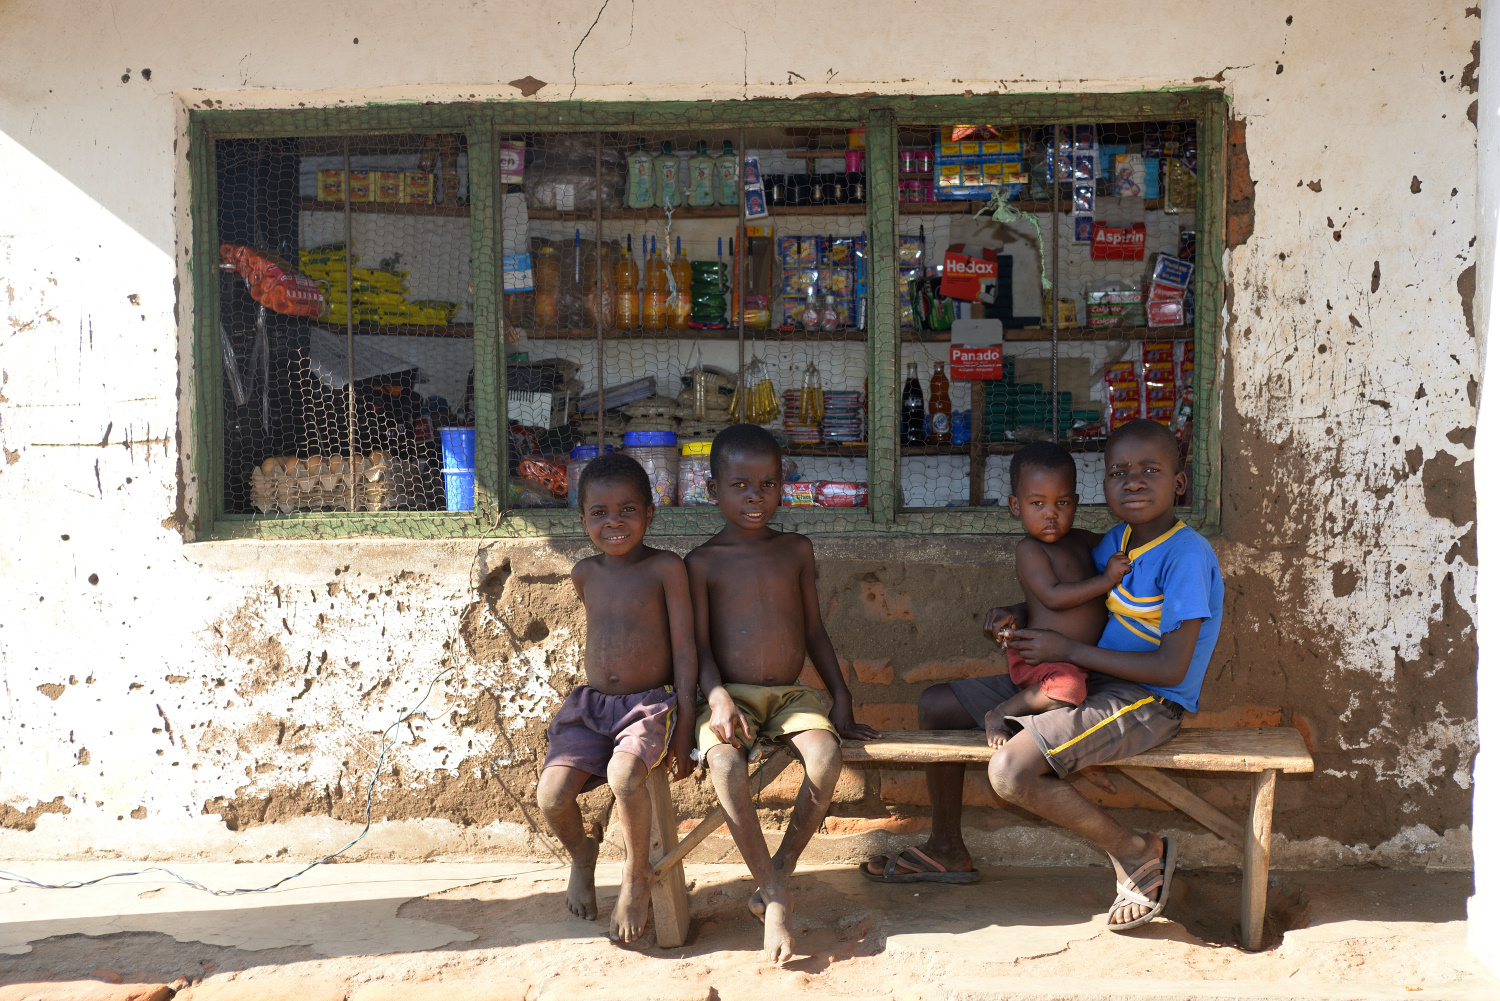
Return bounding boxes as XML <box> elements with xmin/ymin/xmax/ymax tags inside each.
<box><xmin>947</xmin><ymin>671</ymin><xmax>1183</xmax><ymax>778</ymax></box>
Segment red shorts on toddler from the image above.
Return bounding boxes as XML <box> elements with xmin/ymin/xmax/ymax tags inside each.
<box><xmin>542</xmin><ymin>685</ymin><xmax>676</xmax><ymax>791</ymax></box>
<box><xmin>1006</xmin><ymin>646</ymin><xmax>1088</xmax><ymax>706</ymax></box>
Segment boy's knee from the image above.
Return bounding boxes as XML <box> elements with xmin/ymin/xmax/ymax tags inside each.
<box><xmin>917</xmin><ymin>684</ymin><xmax>957</xmax><ymax>729</ymax></box>
<box><xmin>797</xmin><ymin>730</ymin><xmax>843</xmax><ymax>784</ymax></box>
<box><xmin>987</xmin><ymin>750</ymin><xmax>1029</xmax><ymax>802</ymax></box>
<box><xmin>606</xmin><ymin>752</ymin><xmax>648</xmax><ymax>796</ymax></box>
<box><xmin>705</xmin><ymin>742</ymin><xmax>743</xmax><ymax>775</ymax></box>
<box><xmin>536</xmin><ymin>769</ymin><xmax>573</xmax><ymax>813</ymax></box>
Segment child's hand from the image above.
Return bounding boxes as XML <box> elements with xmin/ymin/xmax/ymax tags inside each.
<box><xmin>707</xmin><ymin>688</ymin><xmax>754</xmax><ymax>748</ymax></box>
<box><xmin>1104</xmin><ymin>551</ymin><xmax>1132</xmax><ymax>584</ymax></box>
<box><xmin>1006</xmin><ymin>627</ymin><xmax>1073</xmax><ymax>665</ymax></box>
<box><xmin>668</xmin><ymin>725</ymin><xmax>696</xmax><ymax>781</ymax></box>
<box><xmin>984</xmin><ymin>604</ymin><xmax>1024</xmax><ymax>642</ymax></box>
<box><xmin>829</xmin><ymin>699</ymin><xmax>881</xmax><ymax>741</ymax></box>
<box><xmin>984</xmin><ymin>708</ymin><xmax>1010</xmax><ymax>749</ymax></box>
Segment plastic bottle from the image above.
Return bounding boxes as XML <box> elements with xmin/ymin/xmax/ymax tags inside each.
<box><xmin>802</xmin><ymin>286</ymin><xmax>822</xmax><ymax>332</ymax></box>
<box><xmin>668</xmin><ymin>236</ymin><xmax>692</xmax><ymax>328</ymax></box>
<box><xmin>715</xmin><ymin>140</ymin><xmax>739</xmax><ymax>206</ymax></box>
<box><xmin>625</xmin><ymin>140</ymin><xmax>654</xmax><ymax>210</ymax></box>
<box><xmin>821</xmin><ymin>291</ymin><xmax>839</xmax><ymax>332</ymax></box>
<box><xmin>687</xmin><ymin>141</ymin><xmax>716</xmax><ymax>207</ymax></box>
<box><xmin>534</xmin><ymin>245</ymin><xmax>560</xmax><ymax>328</ymax></box>
<box><xmin>616</xmin><ymin>235</ymin><xmax>640</xmax><ymax>328</ymax></box>
<box><xmin>654</xmin><ymin>141</ymin><xmax>682</xmax><ymax>210</ymax></box>
<box><xmin>927</xmin><ymin>362</ymin><xmax>952</xmax><ymax>445</ymax></box>
<box><xmin>901</xmin><ymin>362</ymin><xmax>925</xmax><ymax>445</ymax></box>
<box><xmin>643</xmin><ymin>236</ymin><xmax>669</xmax><ymax>329</ymax></box>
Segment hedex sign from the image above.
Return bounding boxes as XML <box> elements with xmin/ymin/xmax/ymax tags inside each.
<box><xmin>950</xmin><ymin>343</ymin><xmax>1004</xmax><ymax>381</ymax></box>
<box><xmin>939</xmin><ymin>244</ymin><xmax>999</xmax><ymax>303</ymax></box>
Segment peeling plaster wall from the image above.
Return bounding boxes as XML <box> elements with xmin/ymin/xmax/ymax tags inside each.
<box><xmin>0</xmin><ymin>2</ymin><xmax>1480</xmax><ymax>869</ymax></box>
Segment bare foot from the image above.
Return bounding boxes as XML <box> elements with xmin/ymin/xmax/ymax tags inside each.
<box><xmin>609</xmin><ymin>859</ymin><xmax>652</xmax><ymax>944</ymax></box>
<box><xmin>747</xmin><ymin>857</ymin><xmax>786</xmax><ymax>919</ymax></box>
<box><xmin>761</xmin><ymin>899</ymin><xmax>795</xmax><ymax>964</ymax></box>
<box><xmin>1110</xmin><ymin>833</ymin><xmax>1165</xmax><ymax>926</ymax></box>
<box><xmin>566</xmin><ymin>834</ymin><xmax>599</xmax><ymax>920</ymax></box>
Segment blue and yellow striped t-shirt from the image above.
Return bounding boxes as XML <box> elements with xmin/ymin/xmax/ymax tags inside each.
<box><xmin>1091</xmin><ymin>520</ymin><xmax>1223</xmax><ymax>713</ymax></box>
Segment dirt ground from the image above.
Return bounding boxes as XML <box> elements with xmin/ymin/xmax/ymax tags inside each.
<box><xmin>0</xmin><ymin>858</ymin><xmax>1493</xmax><ymax>1001</ymax></box>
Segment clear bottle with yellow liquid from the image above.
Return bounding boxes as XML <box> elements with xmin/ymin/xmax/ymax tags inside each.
<box><xmin>668</xmin><ymin>236</ymin><xmax>692</xmax><ymax>329</ymax></box>
<box><xmin>616</xmin><ymin>234</ymin><xmax>640</xmax><ymax>328</ymax></box>
<box><xmin>643</xmin><ymin>236</ymin><xmax>669</xmax><ymax>330</ymax></box>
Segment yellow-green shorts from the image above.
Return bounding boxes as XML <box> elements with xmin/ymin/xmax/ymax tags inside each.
<box><xmin>695</xmin><ymin>683</ymin><xmax>837</xmax><ymax>753</ymax></box>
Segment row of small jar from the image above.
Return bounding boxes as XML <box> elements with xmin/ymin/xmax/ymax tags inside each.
<box><xmin>566</xmin><ymin>434</ymin><xmax>714</xmax><ymax>509</ymax></box>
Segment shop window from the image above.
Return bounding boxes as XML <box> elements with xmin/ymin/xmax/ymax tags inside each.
<box><xmin>190</xmin><ymin>95</ymin><xmax>1223</xmax><ymax>539</ymax></box>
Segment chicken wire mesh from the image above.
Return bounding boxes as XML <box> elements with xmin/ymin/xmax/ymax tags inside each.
<box><xmin>892</xmin><ymin>119</ymin><xmax>1200</xmax><ymax>511</ymax></box>
<box><xmin>208</xmin><ymin>109</ymin><xmax>1209</xmax><ymax>527</ymax></box>
<box><xmin>499</xmin><ymin>125</ymin><xmax>873</xmax><ymax>511</ymax></box>
<box><xmin>216</xmin><ymin>133</ymin><xmax>474</xmax><ymax>518</ymax></box>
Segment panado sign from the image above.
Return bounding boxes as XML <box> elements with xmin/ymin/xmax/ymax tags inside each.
<box><xmin>950</xmin><ymin>343</ymin><xmax>1005</xmax><ymax>380</ymax></box>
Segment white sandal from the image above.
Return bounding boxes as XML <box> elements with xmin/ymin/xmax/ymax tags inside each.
<box><xmin>1106</xmin><ymin>836</ymin><xmax>1176</xmax><ymax>932</ymax></box>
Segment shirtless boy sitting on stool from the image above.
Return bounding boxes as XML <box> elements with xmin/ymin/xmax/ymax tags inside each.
<box><xmin>536</xmin><ymin>453</ymin><xmax>698</xmax><ymax>943</ymax></box>
<box><xmin>687</xmin><ymin>423</ymin><xmax>880</xmax><ymax>963</ymax></box>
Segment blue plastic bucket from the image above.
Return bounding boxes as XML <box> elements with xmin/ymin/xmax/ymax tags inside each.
<box><xmin>440</xmin><ymin>426</ymin><xmax>477</xmax><ymax>512</ymax></box>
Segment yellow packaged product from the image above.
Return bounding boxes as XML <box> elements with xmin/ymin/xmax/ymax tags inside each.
<box><xmin>348</xmin><ymin>171</ymin><xmax>373</xmax><ymax>202</ymax></box>
<box><xmin>373</xmin><ymin>171</ymin><xmax>402</xmax><ymax>204</ymax></box>
<box><xmin>401</xmin><ymin>171</ymin><xmax>433</xmax><ymax>204</ymax></box>
<box><xmin>317</xmin><ymin>170</ymin><xmax>346</xmax><ymax>202</ymax></box>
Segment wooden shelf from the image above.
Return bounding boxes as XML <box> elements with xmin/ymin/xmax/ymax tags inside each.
<box><xmin>517</xmin><ymin>325</ymin><xmax>1183</xmax><ymax>343</ymax></box>
<box><xmin>784</xmin><ymin>442</ymin><xmax>1097</xmax><ymax>458</ymax></box>
<box><xmin>1003</xmin><ymin>324</ymin><xmax>1189</xmax><ymax>342</ymax></box>
<box><xmin>300</xmin><ymin>199</ymin><xmax>470</xmax><ymax>218</ymax></box>
<box><xmin>521</xmin><ymin>326</ymin><xmax>958</xmax><ymax>342</ymax></box>
<box><xmin>522</xmin><ymin>199</ymin><xmax>1165</xmax><ymax>221</ymax></box>
<box><xmin>317</xmin><ymin>322</ymin><xmax>474</xmax><ymax>338</ymax></box>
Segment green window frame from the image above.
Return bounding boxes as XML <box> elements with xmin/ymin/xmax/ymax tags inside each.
<box><xmin>188</xmin><ymin>91</ymin><xmax>1225</xmax><ymax>541</ymax></box>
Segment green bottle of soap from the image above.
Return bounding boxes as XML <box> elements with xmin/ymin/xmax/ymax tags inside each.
<box><xmin>625</xmin><ymin>139</ymin><xmax>654</xmax><ymax>210</ymax></box>
<box><xmin>714</xmin><ymin>140</ymin><xmax>739</xmax><ymax>206</ymax></box>
<box><xmin>687</xmin><ymin>140</ymin><xmax>717</xmax><ymax>207</ymax></box>
<box><xmin>655</xmin><ymin>141</ymin><xmax>682</xmax><ymax>209</ymax></box>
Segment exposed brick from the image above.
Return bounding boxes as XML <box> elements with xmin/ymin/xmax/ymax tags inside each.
<box><xmin>1291</xmin><ymin>711</ymin><xmax>1317</xmax><ymax>752</ymax></box>
<box><xmin>536</xmin><ymin>979</ymin><xmax>710</xmax><ymax>1001</ymax></box>
<box><xmin>822</xmin><ymin>815</ymin><xmax>929</xmax><ymax>836</ymax></box>
<box><xmin>901</xmin><ymin>657</ymin><xmax>1004</xmax><ymax>684</ymax></box>
<box><xmin>1182</xmin><ymin>703</ymin><xmax>1282</xmax><ymax>728</ymax></box>
<box><xmin>350</xmin><ymin>982</ymin><xmax>529</xmax><ymax>1001</ymax></box>
<box><xmin>177</xmin><ymin>980</ymin><xmax>348</xmax><ymax>1001</ymax></box>
<box><xmin>1227</xmin><ymin>211</ymin><xmax>1254</xmax><ymax>247</ymax></box>
<box><xmin>0</xmin><ymin>986</ymin><xmax>173</xmax><ymax>1001</ymax></box>
<box><xmin>877</xmin><ymin>769</ymin><xmax>999</xmax><ymax>807</ymax></box>
<box><xmin>758</xmin><ymin>763</ymin><xmax>867</xmax><ymax>804</ymax></box>
<box><xmin>851</xmin><ymin>658</ymin><xmax>893</xmax><ymax>685</ymax></box>
<box><xmin>1228</xmin><ymin>162</ymin><xmax>1255</xmax><ymax>203</ymax></box>
<box><xmin>1227</xmin><ymin>118</ymin><xmax>1247</xmax><ymax>145</ymax></box>
<box><xmin>797</xmin><ymin>658</ymin><xmax>849</xmax><ymax>690</ymax></box>
<box><xmin>859</xmin><ymin>703</ymin><xmax>918</xmax><ymax>731</ymax></box>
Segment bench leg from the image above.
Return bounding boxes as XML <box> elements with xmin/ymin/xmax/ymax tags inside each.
<box><xmin>645</xmin><ymin>764</ymin><xmax>692</xmax><ymax>948</ymax></box>
<box><xmin>1240</xmin><ymin>769</ymin><xmax>1277</xmax><ymax>951</ymax></box>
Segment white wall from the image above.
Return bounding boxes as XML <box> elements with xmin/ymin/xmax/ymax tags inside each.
<box><xmin>0</xmin><ymin>2</ymin><xmax>1482</xmax><ymax>874</ymax></box>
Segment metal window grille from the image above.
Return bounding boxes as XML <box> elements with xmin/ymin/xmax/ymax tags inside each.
<box><xmin>192</xmin><ymin>95</ymin><xmax>1223</xmax><ymax>540</ymax></box>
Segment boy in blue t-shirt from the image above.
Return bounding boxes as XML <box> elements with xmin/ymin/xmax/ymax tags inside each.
<box><xmin>864</xmin><ymin>420</ymin><xmax>1222</xmax><ymax>933</ymax></box>
<box><xmin>994</xmin><ymin>419</ymin><xmax>1223</xmax><ymax>930</ymax></box>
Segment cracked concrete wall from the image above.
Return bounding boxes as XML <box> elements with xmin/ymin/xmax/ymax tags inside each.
<box><xmin>0</xmin><ymin>1</ymin><xmax>1480</xmax><ymax>869</ymax></box>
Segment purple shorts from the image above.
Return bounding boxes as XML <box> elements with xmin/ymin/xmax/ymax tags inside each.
<box><xmin>543</xmin><ymin>685</ymin><xmax>677</xmax><ymax>791</ymax></box>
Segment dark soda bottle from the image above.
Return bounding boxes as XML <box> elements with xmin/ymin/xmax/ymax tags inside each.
<box><xmin>901</xmin><ymin>362</ymin><xmax>925</xmax><ymax>445</ymax></box>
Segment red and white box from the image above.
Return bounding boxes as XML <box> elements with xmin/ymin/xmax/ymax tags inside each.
<box><xmin>939</xmin><ymin>244</ymin><xmax>999</xmax><ymax>303</ymax></box>
<box><xmin>948</xmin><ymin>318</ymin><xmax>1005</xmax><ymax>381</ymax></box>
<box><xmin>1090</xmin><ymin>223</ymin><xmax>1146</xmax><ymax>261</ymax></box>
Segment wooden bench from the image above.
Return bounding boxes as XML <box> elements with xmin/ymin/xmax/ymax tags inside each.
<box><xmin>648</xmin><ymin>726</ymin><xmax>1312</xmax><ymax>950</ymax></box>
